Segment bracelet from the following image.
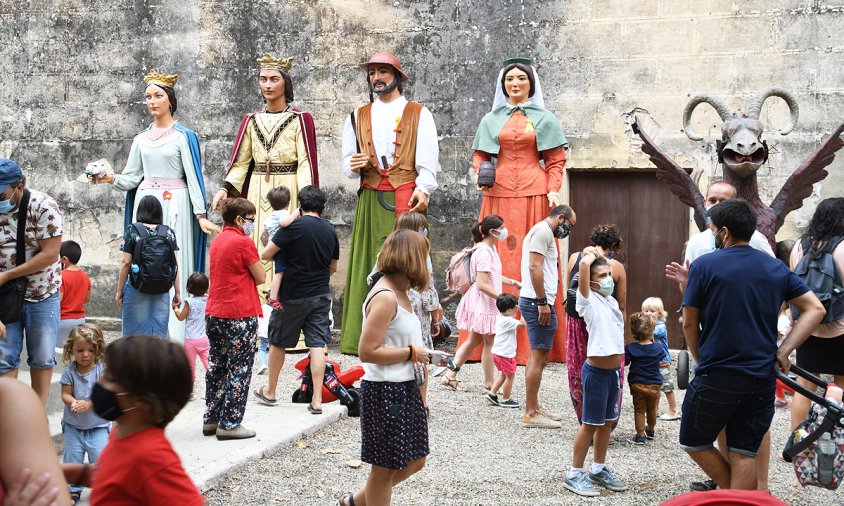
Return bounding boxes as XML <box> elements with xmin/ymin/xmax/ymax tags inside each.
<box><xmin>535</xmin><ymin>297</ymin><xmax>548</xmax><ymax>306</ymax></box>
<box><xmin>407</xmin><ymin>345</ymin><xmax>413</xmax><ymax>361</ymax></box>
<box><xmin>196</xmin><ymin>213</ymin><xmax>207</xmax><ymax>220</ymax></box>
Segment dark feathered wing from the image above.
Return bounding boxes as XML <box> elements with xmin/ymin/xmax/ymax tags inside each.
<box><xmin>770</xmin><ymin>121</ymin><xmax>844</xmax><ymax>230</ymax></box>
<box><xmin>633</xmin><ymin>118</ymin><xmax>707</xmax><ymax>231</ymax></box>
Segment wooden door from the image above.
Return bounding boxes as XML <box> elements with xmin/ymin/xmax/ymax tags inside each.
<box><xmin>568</xmin><ymin>171</ymin><xmax>688</xmax><ymax>348</ymax></box>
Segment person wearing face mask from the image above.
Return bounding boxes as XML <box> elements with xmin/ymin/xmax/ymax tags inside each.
<box><xmin>463</xmin><ymin>58</ymin><xmax>569</xmax><ymax>368</ymax></box>
<box><xmin>86</xmin><ymin>335</ymin><xmax>205</xmax><ymax>505</ymax></box>
<box><xmin>667</xmin><ymin>181</ymin><xmax>774</xmax><ymax>294</ymax></box>
<box><xmin>679</xmin><ymin>199</ymin><xmax>824</xmax><ymax>491</ymax></box>
<box><xmin>0</xmin><ymin>158</ymin><xmax>64</xmax><ymax>409</ymax></box>
<box><xmin>442</xmin><ymin>214</ymin><xmax>521</xmax><ymax>393</ymax></box>
<box><xmin>203</xmin><ymin>198</ymin><xmax>265</xmax><ymax>440</ymax></box>
<box><xmin>566</xmin><ymin>224</ymin><xmax>627</xmax><ymax>425</ymax></box>
<box><xmin>339</xmin><ymin>52</ymin><xmax>440</xmax><ymax>356</ymax></box>
<box><xmin>563</xmin><ymin>247</ymin><xmax>628</xmax><ymax>497</ymax></box>
<box><xmin>518</xmin><ymin>205</ymin><xmax>577</xmax><ymax>429</ymax></box>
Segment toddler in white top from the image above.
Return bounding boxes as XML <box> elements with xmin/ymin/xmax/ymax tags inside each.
<box><xmin>486</xmin><ymin>293</ymin><xmax>526</xmax><ymax>409</ymax></box>
<box><xmin>260</xmin><ymin>186</ymin><xmax>300</xmax><ymax>303</ymax></box>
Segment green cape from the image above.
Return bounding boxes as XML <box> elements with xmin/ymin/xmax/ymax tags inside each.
<box><xmin>471</xmin><ymin>103</ymin><xmax>568</xmax><ymax>155</ymax></box>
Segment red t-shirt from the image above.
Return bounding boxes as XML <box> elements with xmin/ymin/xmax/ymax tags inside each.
<box><xmin>90</xmin><ymin>426</ymin><xmax>203</xmax><ymax>506</ymax></box>
<box><xmin>206</xmin><ymin>226</ymin><xmax>262</xmax><ymax>319</ymax></box>
<box><xmin>60</xmin><ymin>269</ymin><xmax>91</xmax><ymax>319</ymax></box>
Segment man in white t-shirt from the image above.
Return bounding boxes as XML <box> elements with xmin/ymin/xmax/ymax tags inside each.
<box><xmin>518</xmin><ymin>204</ymin><xmax>576</xmax><ymax>428</ymax></box>
<box><xmin>667</xmin><ymin>181</ymin><xmax>774</xmax><ymax>292</ymax></box>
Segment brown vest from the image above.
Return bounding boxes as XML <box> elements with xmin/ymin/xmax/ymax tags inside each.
<box><xmin>356</xmin><ymin>101</ymin><xmax>423</xmax><ymax>189</ymax></box>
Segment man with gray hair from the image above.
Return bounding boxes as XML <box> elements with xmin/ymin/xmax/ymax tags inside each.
<box><xmin>0</xmin><ymin>158</ymin><xmax>63</xmax><ymax>407</ymax></box>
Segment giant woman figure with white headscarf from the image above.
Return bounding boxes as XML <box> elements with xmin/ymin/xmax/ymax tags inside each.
<box><xmin>461</xmin><ymin>58</ymin><xmax>569</xmax><ymax>366</ymax></box>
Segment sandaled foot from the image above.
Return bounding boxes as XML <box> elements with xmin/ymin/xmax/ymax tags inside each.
<box><xmin>254</xmin><ymin>386</ymin><xmax>277</xmax><ymax>406</ymax></box>
<box><xmin>308</xmin><ymin>403</ymin><xmax>323</xmax><ymax>415</ymax></box>
<box><xmin>441</xmin><ymin>377</ymin><xmax>465</xmax><ymax>391</ymax></box>
<box><xmin>339</xmin><ymin>492</ymin><xmax>355</xmax><ymax>506</ymax></box>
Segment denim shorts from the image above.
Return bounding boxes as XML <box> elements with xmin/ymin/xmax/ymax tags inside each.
<box><xmin>679</xmin><ymin>370</ymin><xmax>775</xmax><ymax>457</ymax></box>
<box><xmin>518</xmin><ymin>297</ymin><xmax>557</xmax><ymax>350</ymax></box>
<box><xmin>268</xmin><ymin>293</ymin><xmax>332</xmax><ymax>348</ymax></box>
<box><xmin>581</xmin><ymin>361</ymin><xmax>620</xmax><ymax>425</ymax></box>
<box><xmin>0</xmin><ymin>291</ymin><xmax>60</xmax><ymax>373</ymax></box>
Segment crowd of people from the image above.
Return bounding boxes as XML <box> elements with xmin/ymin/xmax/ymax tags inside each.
<box><xmin>0</xmin><ymin>48</ymin><xmax>840</xmax><ymax>506</ymax></box>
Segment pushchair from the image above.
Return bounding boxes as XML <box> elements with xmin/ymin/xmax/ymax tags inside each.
<box><xmin>778</xmin><ymin>364</ymin><xmax>844</xmax><ymax>490</ymax></box>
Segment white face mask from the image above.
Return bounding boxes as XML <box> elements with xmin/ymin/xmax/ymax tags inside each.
<box><xmin>493</xmin><ymin>227</ymin><xmax>509</xmax><ymax>240</ymax></box>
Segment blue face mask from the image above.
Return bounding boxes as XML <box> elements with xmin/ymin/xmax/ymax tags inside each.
<box><xmin>0</xmin><ymin>199</ymin><xmax>14</xmax><ymax>214</ymax></box>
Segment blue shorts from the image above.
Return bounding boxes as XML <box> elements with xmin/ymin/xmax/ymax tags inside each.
<box><xmin>679</xmin><ymin>370</ymin><xmax>775</xmax><ymax>457</ymax></box>
<box><xmin>0</xmin><ymin>291</ymin><xmax>61</xmax><ymax>373</ymax></box>
<box><xmin>581</xmin><ymin>361</ymin><xmax>621</xmax><ymax>426</ymax></box>
<box><xmin>273</xmin><ymin>253</ymin><xmax>287</xmax><ymax>274</ymax></box>
<box><xmin>518</xmin><ymin>297</ymin><xmax>557</xmax><ymax>350</ymax></box>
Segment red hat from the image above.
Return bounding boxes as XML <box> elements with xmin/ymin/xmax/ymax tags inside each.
<box><xmin>359</xmin><ymin>52</ymin><xmax>409</xmax><ymax>80</ymax></box>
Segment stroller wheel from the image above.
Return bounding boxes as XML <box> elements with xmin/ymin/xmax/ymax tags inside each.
<box><xmin>677</xmin><ymin>350</ymin><xmax>690</xmax><ymax>390</ymax></box>
<box><xmin>345</xmin><ymin>388</ymin><xmax>361</xmax><ymax>418</ymax></box>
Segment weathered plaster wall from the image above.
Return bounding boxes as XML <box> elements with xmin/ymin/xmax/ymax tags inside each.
<box><xmin>1</xmin><ymin>0</ymin><xmax>843</xmax><ymax>318</ymax></box>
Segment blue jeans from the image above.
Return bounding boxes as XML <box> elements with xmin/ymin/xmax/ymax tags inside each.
<box><xmin>679</xmin><ymin>370</ymin><xmax>775</xmax><ymax>457</ymax></box>
<box><xmin>518</xmin><ymin>297</ymin><xmax>558</xmax><ymax>350</ymax></box>
<box><xmin>62</xmin><ymin>424</ymin><xmax>109</xmax><ymax>494</ymax></box>
<box><xmin>0</xmin><ymin>291</ymin><xmax>60</xmax><ymax>374</ymax></box>
<box><xmin>258</xmin><ymin>336</ymin><xmax>269</xmax><ymax>366</ymax></box>
<box><xmin>121</xmin><ymin>282</ymin><xmax>169</xmax><ymax>338</ymax></box>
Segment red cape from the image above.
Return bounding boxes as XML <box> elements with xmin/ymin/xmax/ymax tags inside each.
<box><xmin>225</xmin><ymin>108</ymin><xmax>320</xmax><ymax>198</ymax></box>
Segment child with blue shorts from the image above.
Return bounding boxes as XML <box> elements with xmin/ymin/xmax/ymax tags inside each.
<box><xmin>564</xmin><ymin>247</ymin><xmax>628</xmax><ymax>497</ymax></box>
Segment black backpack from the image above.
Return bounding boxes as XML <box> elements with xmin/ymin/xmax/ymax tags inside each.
<box><xmin>792</xmin><ymin>236</ymin><xmax>844</xmax><ymax>324</ymax></box>
<box><xmin>565</xmin><ymin>253</ymin><xmax>583</xmax><ymax>318</ymax></box>
<box><xmin>129</xmin><ymin>224</ymin><xmax>178</xmax><ymax>294</ymax></box>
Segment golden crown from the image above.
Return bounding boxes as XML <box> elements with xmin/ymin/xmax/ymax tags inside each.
<box><xmin>143</xmin><ymin>69</ymin><xmax>179</xmax><ymax>88</ymax></box>
<box><xmin>257</xmin><ymin>53</ymin><xmax>293</xmax><ymax>72</ymax></box>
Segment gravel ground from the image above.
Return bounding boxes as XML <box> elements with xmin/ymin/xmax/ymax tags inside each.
<box><xmin>195</xmin><ymin>334</ymin><xmax>833</xmax><ymax>506</ymax></box>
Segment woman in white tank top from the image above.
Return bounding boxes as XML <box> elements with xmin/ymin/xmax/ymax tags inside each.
<box><xmin>340</xmin><ymin>229</ymin><xmax>432</xmax><ymax>506</ymax></box>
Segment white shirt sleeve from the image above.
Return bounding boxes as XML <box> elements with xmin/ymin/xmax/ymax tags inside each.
<box><xmin>341</xmin><ymin>112</ymin><xmax>360</xmax><ymax>180</ymax></box>
<box><xmin>414</xmin><ymin>106</ymin><xmax>439</xmax><ymax>195</ymax></box>
<box><xmin>749</xmin><ymin>231</ymin><xmax>775</xmax><ymax>257</ymax></box>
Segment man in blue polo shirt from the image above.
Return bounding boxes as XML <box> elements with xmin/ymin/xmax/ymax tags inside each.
<box><xmin>680</xmin><ymin>199</ymin><xmax>825</xmax><ymax>490</ymax></box>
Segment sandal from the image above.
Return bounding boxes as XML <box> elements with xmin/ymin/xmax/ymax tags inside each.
<box><xmin>339</xmin><ymin>492</ymin><xmax>355</xmax><ymax>506</ymax></box>
<box><xmin>308</xmin><ymin>403</ymin><xmax>323</xmax><ymax>415</ymax></box>
<box><xmin>441</xmin><ymin>377</ymin><xmax>465</xmax><ymax>392</ymax></box>
<box><xmin>70</xmin><ymin>491</ymin><xmax>81</xmax><ymax>505</ymax></box>
<box><xmin>254</xmin><ymin>386</ymin><xmax>278</xmax><ymax>406</ymax></box>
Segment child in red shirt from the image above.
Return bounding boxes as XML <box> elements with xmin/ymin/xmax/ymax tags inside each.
<box><xmin>85</xmin><ymin>335</ymin><xmax>204</xmax><ymax>506</ymax></box>
<box><xmin>59</xmin><ymin>241</ymin><xmax>92</xmax><ymax>344</ymax></box>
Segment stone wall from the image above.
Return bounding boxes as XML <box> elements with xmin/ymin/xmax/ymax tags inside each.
<box><xmin>1</xmin><ymin>0</ymin><xmax>843</xmax><ymax>318</ymax></box>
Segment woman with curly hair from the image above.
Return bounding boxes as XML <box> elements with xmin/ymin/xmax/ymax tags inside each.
<box><xmin>566</xmin><ymin>224</ymin><xmax>627</xmax><ymax>424</ymax></box>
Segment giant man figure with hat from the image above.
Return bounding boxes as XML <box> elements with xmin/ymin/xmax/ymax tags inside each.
<box><xmin>339</xmin><ymin>53</ymin><xmax>440</xmax><ymax>354</ymax></box>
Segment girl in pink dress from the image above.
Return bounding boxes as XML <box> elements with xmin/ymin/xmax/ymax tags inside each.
<box><xmin>442</xmin><ymin>214</ymin><xmax>522</xmax><ymax>392</ymax></box>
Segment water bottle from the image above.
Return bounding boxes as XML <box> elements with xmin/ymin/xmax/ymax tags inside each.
<box><xmin>816</xmin><ymin>432</ymin><xmax>835</xmax><ymax>486</ymax></box>
<box><xmin>131</xmin><ymin>264</ymin><xmax>140</xmax><ymax>274</ymax></box>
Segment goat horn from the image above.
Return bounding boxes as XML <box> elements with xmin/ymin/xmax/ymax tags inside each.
<box><xmin>746</xmin><ymin>87</ymin><xmax>799</xmax><ymax>135</ymax></box>
<box><xmin>683</xmin><ymin>94</ymin><xmax>733</xmax><ymax>141</ymax></box>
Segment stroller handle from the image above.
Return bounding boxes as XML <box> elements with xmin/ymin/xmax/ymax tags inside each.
<box><xmin>777</xmin><ymin>363</ymin><xmax>844</xmax><ymax>420</ymax></box>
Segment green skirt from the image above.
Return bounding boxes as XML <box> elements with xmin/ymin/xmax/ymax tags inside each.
<box><xmin>340</xmin><ymin>189</ymin><xmax>397</xmax><ymax>354</ymax></box>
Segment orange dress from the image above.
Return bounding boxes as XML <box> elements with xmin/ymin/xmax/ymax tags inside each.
<box><xmin>457</xmin><ymin>111</ymin><xmax>567</xmax><ymax>365</ymax></box>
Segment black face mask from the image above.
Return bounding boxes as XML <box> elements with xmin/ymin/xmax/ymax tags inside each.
<box><xmin>553</xmin><ymin>223</ymin><xmax>571</xmax><ymax>239</ymax></box>
<box><xmin>91</xmin><ymin>383</ymin><xmax>132</xmax><ymax>421</ymax></box>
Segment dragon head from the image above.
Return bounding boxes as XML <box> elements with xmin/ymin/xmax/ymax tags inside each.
<box><xmin>683</xmin><ymin>88</ymin><xmax>800</xmax><ymax>177</ymax></box>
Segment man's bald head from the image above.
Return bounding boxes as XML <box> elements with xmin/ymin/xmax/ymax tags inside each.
<box><xmin>705</xmin><ymin>181</ymin><xmax>737</xmax><ymax>207</ymax></box>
